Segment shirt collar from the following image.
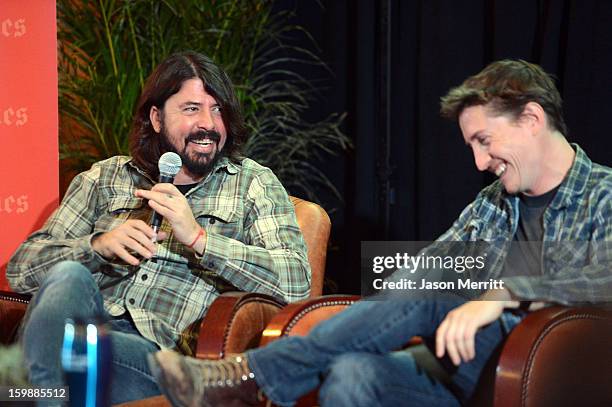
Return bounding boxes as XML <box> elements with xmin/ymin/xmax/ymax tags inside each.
<box><xmin>212</xmin><ymin>156</ymin><xmax>240</xmax><ymax>175</ymax></box>
<box><xmin>499</xmin><ymin>143</ymin><xmax>590</xmax><ymax>212</ymax></box>
<box><xmin>125</xmin><ymin>155</ymin><xmax>241</xmax><ymax>182</ymax></box>
<box><xmin>548</xmin><ymin>143</ymin><xmax>591</xmax><ymax>210</ymax></box>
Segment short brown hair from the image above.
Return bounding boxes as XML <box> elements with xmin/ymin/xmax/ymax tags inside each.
<box><xmin>440</xmin><ymin>59</ymin><xmax>567</xmax><ymax>136</ymax></box>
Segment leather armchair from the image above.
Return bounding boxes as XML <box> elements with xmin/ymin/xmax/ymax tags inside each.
<box><xmin>0</xmin><ymin>291</ymin><xmax>29</xmax><ymax>344</ymax></box>
<box><xmin>194</xmin><ymin>196</ymin><xmax>330</xmax><ymax>359</ymax></box>
<box><xmin>260</xmin><ymin>295</ymin><xmax>612</xmax><ymax>407</ymax></box>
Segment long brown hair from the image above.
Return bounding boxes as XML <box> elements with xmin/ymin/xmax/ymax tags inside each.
<box><xmin>129</xmin><ymin>51</ymin><xmax>247</xmax><ymax>179</ymax></box>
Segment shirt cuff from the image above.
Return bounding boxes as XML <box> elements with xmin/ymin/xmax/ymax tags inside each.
<box><xmin>82</xmin><ymin>232</ymin><xmax>111</xmax><ymax>271</ymax></box>
<box><xmin>198</xmin><ymin>232</ymin><xmax>231</xmax><ymax>275</ymax></box>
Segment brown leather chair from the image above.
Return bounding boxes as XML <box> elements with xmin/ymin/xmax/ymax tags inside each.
<box><xmin>0</xmin><ymin>195</ymin><xmax>331</xmax><ymax>355</ymax></box>
<box><xmin>260</xmin><ymin>295</ymin><xmax>612</xmax><ymax>407</ymax></box>
<box><xmin>193</xmin><ymin>196</ymin><xmax>330</xmax><ymax>360</ymax></box>
<box><xmin>0</xmin><ymin>291</ymin><xmax>29</xmax><ymax>344</ymax></box>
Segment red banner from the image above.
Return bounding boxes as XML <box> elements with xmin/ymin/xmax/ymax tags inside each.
<box><xmin>0</xmin><ymin>1</ymin><xmax>59</xmax><ymax>290</ymax></box>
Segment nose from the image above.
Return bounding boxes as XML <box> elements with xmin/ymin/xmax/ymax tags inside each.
<box><xmin>472</xmin><ymin>147</ymin><xmax>490</xmax><ymax>172</ymax></box>
<box><xmin>196</xmin><ymin>109</ymin><xmax>215</xmax><ymax>131</ymax></box>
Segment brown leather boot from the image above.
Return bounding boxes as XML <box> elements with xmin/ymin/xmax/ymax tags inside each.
<box><xmin>148</xmin><ymin>351</ymin><xmax>266</xmax><ymax>407</ymax></box>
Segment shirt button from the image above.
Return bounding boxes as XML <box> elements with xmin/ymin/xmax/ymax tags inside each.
<box><xmin>141</xmin><ymin>274</ymin><xmax>148</xmax><ymax>281</ymax></box>
<box><xmin>209</xmin><ymin>218</ymin><xmax>216</xmax><ymax>224</ymax></box>
<box><xmin>128</xmin><ymin>298</ymin><xmax>135</xmax><ymax>305</ymax></box>
<box><xmin>208</xmin><ymin>262</ymin><xmax>215</xmax><ymax>268</ymax></box>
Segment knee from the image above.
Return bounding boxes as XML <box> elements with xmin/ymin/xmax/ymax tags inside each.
<box><xmin>319</xmin><ymin>353</ymin><xmax>379</xmax><ymax>407</ymax></box>
<box><xmin>44</xmin><ymin>261</ymin><xmax>94</xmax><ymax>288</ymax></box>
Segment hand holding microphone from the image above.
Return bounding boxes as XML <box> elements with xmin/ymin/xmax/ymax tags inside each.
<box><xmin>91</xmin><ymin>153</ymin><xmax>182</xmax><ymax>265</ymax></box>
<box><xmin>148</xmin><ymin>152</ymin><xmax>182</xmax><ymax>241</ymax></box>
<box><xmin>135</xmin><ymin>152</ymin><xmax>206</xmax><ymax>250</ymax></box>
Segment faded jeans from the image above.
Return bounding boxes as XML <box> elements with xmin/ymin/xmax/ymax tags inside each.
<box><xmin>248</xmin><ymin>294</ymin><xmax>523</xmax><ymax>406</ymax></box>
<box><xmin>20</xmin><ymin>261</ymin><xmax>161</xmax><ymax>405</ymax></box>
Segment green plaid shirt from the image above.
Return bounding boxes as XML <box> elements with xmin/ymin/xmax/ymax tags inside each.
<box><xmin>8</xmin><ymin>156</ymin><xmax>311</xmax><ymax>352</ymax></box>
<box><xmin>432</xmin><ymin>144</ymin><xmax>611</xmax><ymax>305</ymax></box>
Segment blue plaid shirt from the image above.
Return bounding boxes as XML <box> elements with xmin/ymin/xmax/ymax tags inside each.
<box><xmin>430</xmin><ymin>144</ymin><xmax>611</xmax><ymax>305</ymax></box>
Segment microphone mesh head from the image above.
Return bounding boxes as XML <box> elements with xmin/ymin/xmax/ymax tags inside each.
<box><xmin>158</xmin><ymin>152</ymin><xmax>182</xmax><ymax>176</ymax></box>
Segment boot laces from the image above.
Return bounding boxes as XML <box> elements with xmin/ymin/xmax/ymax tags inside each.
<box><xmin>200</xmin><ymin>355</ymin><xmax>255</xmax><ymax>388</ymax></box>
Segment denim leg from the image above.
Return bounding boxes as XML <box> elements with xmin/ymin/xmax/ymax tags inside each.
<box><xmin>21</xmin><ymin>261</ymin><xmax>106</xmax><ymax>393</ymax></box>
<box><xmin>423</xmin><ymin>310</ymin><xmax>523</xmax><ymax>402</ymax></box>
<box><xmin>319</xmin><ymin>352</ymin><xmax>460</xmax><ymax>407</ymax></box>
<box><xmin>247</xmin><ymin>295</ymin><xmax>466</xmax><ymax>406</ymax></box>
<box><xmin>107</xmin><ymin>319</ymin><xmax>161</xmax><ymax>404</ymax></box>
<box><xmin>21</xmin><ymin>261</ymin><xmax>162</xmax><ymax>405</ymax></box>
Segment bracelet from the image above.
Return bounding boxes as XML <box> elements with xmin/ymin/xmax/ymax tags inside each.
<box><xmin>187</xmin><ymin>228</ymin><xmax>204</xmax><ymax>249</ymax></box>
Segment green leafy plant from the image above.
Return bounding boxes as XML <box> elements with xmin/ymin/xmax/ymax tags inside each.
<box><xmin>58</xmin><ymin>0</ymin><xmax>349</xmax><ymax>200</ymax></box>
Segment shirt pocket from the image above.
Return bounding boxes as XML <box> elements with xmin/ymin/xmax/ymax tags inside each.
<box><xmin>192</xmin><ymin>201</ymin><xmax>244</xmax><ymax>241</ymax></box>
<box><xmin>95</xmin><ymin>196</ymin><xmax>148</xmax><ymax>233</ymax></box>
<box><xmin>465</xmin><ymin>218</ymin><xmax>508</xmax><ymax>242</ymax></box>
<box><xmin>107</xmin><ymin>196</ymin><xmax>145</xmax><ymax>214</ymax></box>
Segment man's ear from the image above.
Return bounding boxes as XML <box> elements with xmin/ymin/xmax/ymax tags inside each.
<box><xmin>150</xmin><ymin>106</ymin><xmax>162</xmax><ymax>133</ymax></box>
<box><xmin>521</xmin><ymin>102</ymin><xmax>546</xmax><ymax>134</ymax></box>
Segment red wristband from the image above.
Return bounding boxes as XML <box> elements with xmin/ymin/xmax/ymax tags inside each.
<box><xmin>187</xmin><ymin>228</ymin><xmax>204</xmax><ymax>249</ymax></box>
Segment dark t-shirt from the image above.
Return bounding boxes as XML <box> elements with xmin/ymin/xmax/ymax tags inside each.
<box><xmin>502</xmin><ymin>186</ymin><xmax>559</xmax><ymax>278</ymax></box>
<box><xmin>175</xmin><ymin>183</ymin><xmax>198</xmax><ymax>195</ymax></box>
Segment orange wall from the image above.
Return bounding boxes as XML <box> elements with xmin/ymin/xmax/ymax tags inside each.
<box><xmin>0</xmin><ymin>1</ymin><xmax>59</xmax><ymax>290</ymax></box>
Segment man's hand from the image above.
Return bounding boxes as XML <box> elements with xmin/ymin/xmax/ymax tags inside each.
<box><xmin>92</xmin><ymin>219</ymin><xmax>166</xmax><ymax>265</ymax></box>
<box><xmin>435</xmin><ymin>288</ymin><xmax>515</xmax><ymax>366</ymax></box>
<box><xmin>135</xmin><ymin>184</ymin><xmax>205</xmax><ymax>249</ymax></box>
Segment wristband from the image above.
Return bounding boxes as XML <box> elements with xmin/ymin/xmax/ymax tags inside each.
<box><xmin>187</xmin><ymin>228</ymin><xmax>204</xmax><ymax>249</ymax></box>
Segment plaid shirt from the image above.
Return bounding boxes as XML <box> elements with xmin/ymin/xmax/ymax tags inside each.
<box><xmin>8</xmin><ymin>156</ymin><xmax>311</xmax><ymax>352</ymax></box>
<box><xmin>429</xmin><ymin>144</ymin><xmax>611</xmax><ymax>305</ymax></box>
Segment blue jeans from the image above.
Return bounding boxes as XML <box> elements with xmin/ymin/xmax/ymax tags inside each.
<box><xmin>247</xmin><ymin>294</ymin><xmax>523</xmax><ymax>406</ymax></box>
<box><xmin>20</xmin><ymin>261</ymin><xmax>161</xmax><ymax>405</ymax></box>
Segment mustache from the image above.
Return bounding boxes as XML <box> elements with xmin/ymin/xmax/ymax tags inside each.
<box><xmin>186</xmin><ymin>130</ymin><xmax>221</xmax><ymax>143</ymax></box>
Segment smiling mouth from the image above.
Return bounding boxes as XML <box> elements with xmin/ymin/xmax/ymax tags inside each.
<box><xmin>190</xmin><ymin>139</ymin><xmax>215</xmax><ymax>146</ymax></box>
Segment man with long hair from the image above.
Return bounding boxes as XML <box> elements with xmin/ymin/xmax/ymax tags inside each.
<box><xmin>7</xmin><ymin>51</ymin><xmax>311</xmax><ymax>404</ymax></box>
<box><xmin>149</xmin><ymin>60</ymin><xmax>611</xmax><ymax>407</ymax></box>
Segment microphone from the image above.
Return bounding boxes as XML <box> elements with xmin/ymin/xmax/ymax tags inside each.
<box><xmin>150</xmin><ymin>152</ymin><xmax>182</xmax><ymax>239</ymax></box>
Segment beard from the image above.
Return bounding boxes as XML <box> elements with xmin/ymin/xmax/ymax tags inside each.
<box><xmin>159</xmin><ymin>126</ymin><xmax>225</xmax><ymax>178</ymax></box>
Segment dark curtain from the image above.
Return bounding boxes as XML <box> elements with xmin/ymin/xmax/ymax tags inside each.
<box><xmin>276</xmin><ymin>0</ymin><xmax>612</xmax><ymax>294</ymax></box>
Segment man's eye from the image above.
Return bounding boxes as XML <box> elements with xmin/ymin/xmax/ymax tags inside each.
<box><xmin>478</xmin><ymin>137</ymin><xmax>490</xmax><ymax>146</ymax></box>
<box><xmin>211</xmin><ymin>106</ymin><xmax>222</xmax><ymax>114</ymax></box>
<box><xmin>184</xmin><ymin>107</ymin><xmax>198</xmax><ymax>112</ymax></box>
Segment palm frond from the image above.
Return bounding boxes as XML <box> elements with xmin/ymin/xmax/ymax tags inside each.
<box><xmin>58</xmin><ymin>0</ymin><xmax>350</xmax><ymax>202</ymax></box>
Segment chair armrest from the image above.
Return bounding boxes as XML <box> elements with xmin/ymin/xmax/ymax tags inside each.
<box><xmin>259</xmin><ymin>295</ymin><xmax>360</xmax><ymax>347</ymax></box>
<box><xmin>289</xmin><ymin>197</ymin><xmax>331</xmax><ymax>297</ymax></box>
<box><xmin>494</xmin><ymin>306</ymin><xmax>612</xmax><ymax>407</ymax></box>
<box><xmin>115</xmin><ymin>395</ymin><xmax>171</xmax><ymax>407</ymax></box>
<box><xmin>0</xmin><ymin>290</ymin><xmax>31</xmax><ymax>344</ymax></box>
<box><xmin>195</xmin><ymin>292</ymin><xmax>286</xmax><ymax>360</ymax></box>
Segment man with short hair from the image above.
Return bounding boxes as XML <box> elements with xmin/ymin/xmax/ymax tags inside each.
<box><xmin>149</xmin><ymin>59</ymin><xmax>611</xmax><ymax>407</ymax></box>
<box><xmin>7</xmin><ymin>51</ymin><xmax>311</xmax><ymax>404</ymax></box>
